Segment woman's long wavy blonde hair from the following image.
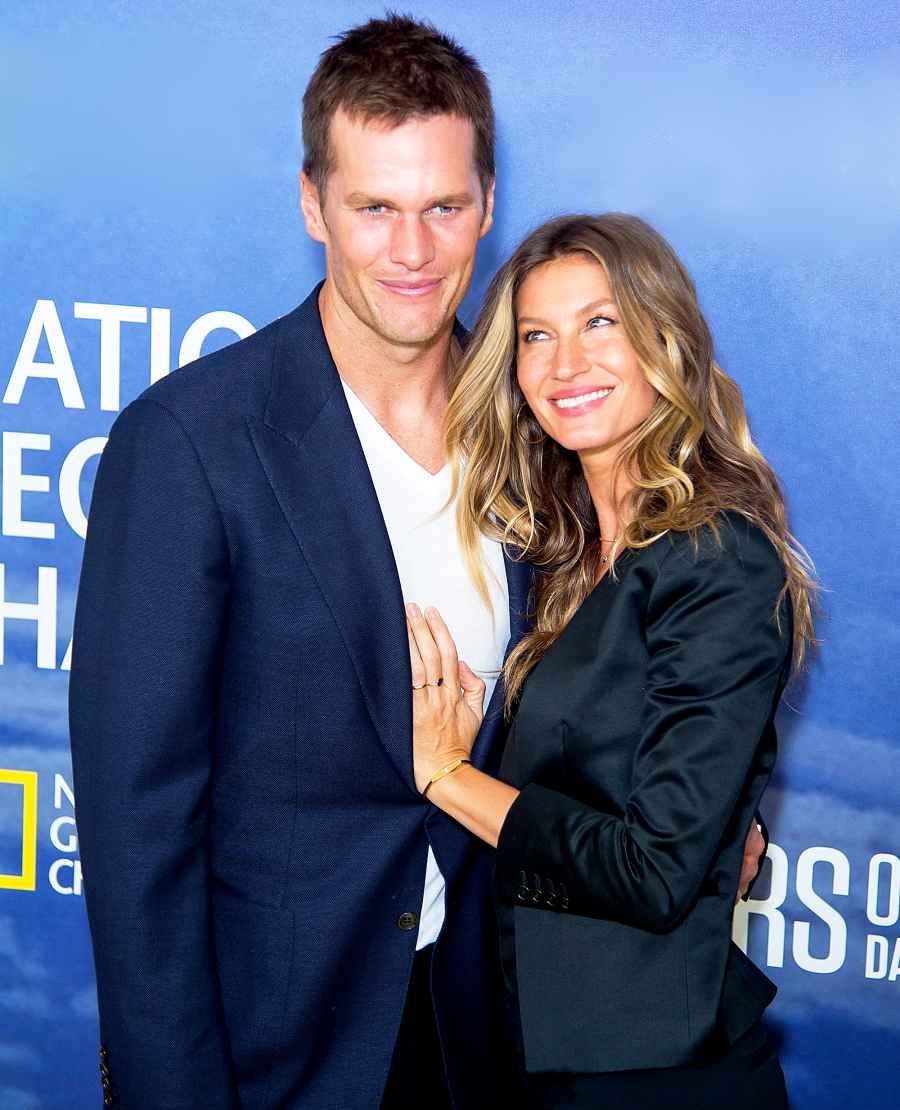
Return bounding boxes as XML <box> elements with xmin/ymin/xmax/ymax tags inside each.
<box><xmin>445</xmin><ymin>213</ymin><xmax>816</xmax><ymax>712</ymax></box>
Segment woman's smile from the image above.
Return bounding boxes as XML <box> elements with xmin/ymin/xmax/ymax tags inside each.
<box><xmin>547</xmin><ymin>385</ymin><xmax>616</xmax><ymax>414</ymax></box>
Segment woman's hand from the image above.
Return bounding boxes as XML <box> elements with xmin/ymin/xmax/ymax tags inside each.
<box><xmin>406</xmin><ymin>603</ymin><xmax>486</xmax><ymax>794</ymax></box>
<box><xmin>736</xmin><ymin>820</ymin><xmax>767</xmax><ymax>902</ymax></box>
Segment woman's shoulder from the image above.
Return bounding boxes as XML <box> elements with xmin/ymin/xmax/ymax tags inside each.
<box><xmin>646</xmin><ymin>510</ymin><xmax>785</xmax><ymax>588</ymax></box>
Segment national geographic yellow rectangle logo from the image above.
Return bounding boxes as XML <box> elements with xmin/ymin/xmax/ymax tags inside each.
<box><xmin>0</xmin><ymin>770</ymin><xmax>38</xmax><ymax>891</ymax></box>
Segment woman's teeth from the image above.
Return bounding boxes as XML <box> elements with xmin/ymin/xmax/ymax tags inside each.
<box><xmin>552</xmin><ymin>388</ymin><xmax>613</xmax><ymax>409</ymax></box>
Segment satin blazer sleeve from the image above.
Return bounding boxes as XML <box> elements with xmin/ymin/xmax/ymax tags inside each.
<box><xmin>494</xmin><ymin>520</ymin><xmax>791</xmax><ymax>933</ymax></box>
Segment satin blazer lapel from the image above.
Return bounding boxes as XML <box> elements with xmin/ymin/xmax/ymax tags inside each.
<box><xmin>247</xmin><ymin>287</ymin><xmax>416</xmax><ymax>794</ymax></box>
<box><xmin>470</xmin><ymin>549</ymin><xmax>534</xmax><ymax>769</ymax></box>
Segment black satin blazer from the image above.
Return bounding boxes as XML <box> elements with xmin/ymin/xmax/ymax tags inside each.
<box><xmin>494</xmin><ymin>512</ymin><xmax>791</xmax><ymax>1075</ymax></box>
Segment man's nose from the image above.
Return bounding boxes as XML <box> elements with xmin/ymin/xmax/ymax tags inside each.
<box><xmin>389</xmin><ymin>215</ymin><xmax>436</xmax><ymax>271</ymax></box>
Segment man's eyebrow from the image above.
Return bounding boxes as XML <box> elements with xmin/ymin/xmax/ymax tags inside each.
<box><xmin>344</xmin><ymin>192</ymin><xmax>391</xmax><ymax>207</ymax></box>
<box><xmin>343</xmin><ymin>191</ymin><xmax>477</xmax><ymax>208</ymax></box>
<box><xmin>518</xmin><ymin>299</ymin><xmax>618</xmax><ymax>326</ymax></box>
<box><xmin>428</xmin><ymin>192</ymin><xmax>477</xmax><ymax>207</ymax></box>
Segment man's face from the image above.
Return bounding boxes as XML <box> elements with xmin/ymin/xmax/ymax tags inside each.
<box><xmin>301</xmin><ymin>109</ymin><xmax>494</xmax><ymax>348</ymax></box>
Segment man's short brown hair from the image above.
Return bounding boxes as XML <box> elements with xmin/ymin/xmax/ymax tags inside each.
<box><xmin>302</xmin><ymin>13</ymin><xmax>495</xmax><ymax>201</ymax></box>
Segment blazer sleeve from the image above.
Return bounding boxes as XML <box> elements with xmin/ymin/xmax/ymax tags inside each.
<box><xmin>69</xmin><ymin>398</ymin><xmax>239</xmax><ymax>1108</ymax></box>
<box><xmin>494</xmin><ymin>520</ymin><xmax>791</xmax><ymax>933</ymax></box>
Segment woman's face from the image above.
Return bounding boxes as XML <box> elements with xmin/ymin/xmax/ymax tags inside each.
<box><xmin>515</xmin><ymin>255</ymin><xmax>659</xmax><ymax>463</ymax></box>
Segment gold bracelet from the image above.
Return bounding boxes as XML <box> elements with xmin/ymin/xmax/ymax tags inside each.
<box><xmin>422</xmin><ymin>757</ymin><xmax>472</xmax><ymax>797</ymax></box>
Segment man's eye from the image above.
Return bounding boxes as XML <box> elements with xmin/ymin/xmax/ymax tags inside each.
<box><xmin>430</xmin><ymin>205</ymin><xmax>458</xmax><ymax>216</ymax></box>
<box><xmin>362</xmin><ymin>205</ymin><xmax>388</xmax><ymax>215</ymax></box>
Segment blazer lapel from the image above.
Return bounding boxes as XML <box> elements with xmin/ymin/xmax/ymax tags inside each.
<box><xmin>247</xmin><ymin>287</ymin><xmax>416</xmax><ymax>793</ymax></box>
<box><xmin>470</xmin><ymin>549</ymin><xmax>534</xmax><ymax>769</ymax></box>
<box><xmin>247</xmin><ymin>287</ymin><xmax>537</xmax><ymax>791</ymax></box>
<box><xmin>504</xmin><ymin>546</ymin><xmax>535</xmax><ymax>650</ymax></box>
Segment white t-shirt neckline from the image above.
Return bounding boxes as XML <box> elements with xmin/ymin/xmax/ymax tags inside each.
<box><xmin>339</xmin><ymin>376</ymin><xmax>510</xmax><ymax>950</ymax></box>
<box><xmin>341</xmin><ymin>381</ymin><xmax>450</xmax><ymax>485</ymax></box>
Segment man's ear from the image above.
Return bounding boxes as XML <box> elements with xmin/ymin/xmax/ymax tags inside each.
<box><xmin>300</xmin><ymin>172</ymin><xmax>327</xmax><ymax>244</ymax></box>
<box><xmin>479</xmin><ymin>176</ymin><xmax>496</xmax><ymax>239</ymax></box>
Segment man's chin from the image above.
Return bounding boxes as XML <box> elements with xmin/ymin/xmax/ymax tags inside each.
<box><xmin>370</xmin><ymin>303</ymin><xmax>455</xmax><ymax>348</ymax></box>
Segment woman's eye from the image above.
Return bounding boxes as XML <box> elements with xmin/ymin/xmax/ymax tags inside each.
<box><xmin>522</xmin><ymin>330</ymin><xmax>546</xmax><ymax>344</ymax></box>
<box><xmin>586</xmin><ymin>315</ymin><xmax>615</xmax><ymax>329</ymax></box>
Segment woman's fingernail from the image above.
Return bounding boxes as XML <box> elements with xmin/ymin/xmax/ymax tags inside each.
<box><xmin>406</xmin><ymin>603</ymin><xmax>421</xmax><ymax>618</ymax></box>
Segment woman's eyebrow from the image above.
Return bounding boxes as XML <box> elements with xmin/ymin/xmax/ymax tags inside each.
<box><xmin>518</xmin><ymin>299</ymin><xmax>617</xmax><ymax>326</ymax></box>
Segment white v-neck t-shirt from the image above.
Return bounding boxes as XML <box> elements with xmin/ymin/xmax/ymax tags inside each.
<box><xmin>340</xmin><ymin>379</ymin><xmax>511</xmax><ymax>950</ymax></box>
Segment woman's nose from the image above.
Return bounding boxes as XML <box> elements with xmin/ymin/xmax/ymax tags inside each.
<box><xmin>390</xmin><ymin>215</ymin><xmax>436</xmax><ymax>271</ymax></box>
<box><xmin>552</xmin><ymin>335</ymin><xmax>591</xmax><ymax>380</ymax></box>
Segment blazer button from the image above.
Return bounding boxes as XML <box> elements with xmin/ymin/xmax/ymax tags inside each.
<box><xmin>397</xmin><ymin>911</ymin><xmax>418</xmax><ymax>931</ymax></box>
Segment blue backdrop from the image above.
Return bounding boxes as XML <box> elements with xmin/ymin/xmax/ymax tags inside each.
<box><xmin>2</xmin><ymin>2</ymin><xmax>898</xmax><ymax>1107</ymax></box>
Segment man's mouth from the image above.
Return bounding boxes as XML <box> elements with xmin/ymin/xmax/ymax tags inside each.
<box><xmin>377</xmin><ymin>279</ymin><xmax>443</xmax><ymax>298</ymax></box>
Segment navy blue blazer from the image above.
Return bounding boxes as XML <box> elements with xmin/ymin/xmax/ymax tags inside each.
<box><xmin>69</xmin><ymin>286</ymin><xmax>533</xmax><ymax>1109</ymax></box>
